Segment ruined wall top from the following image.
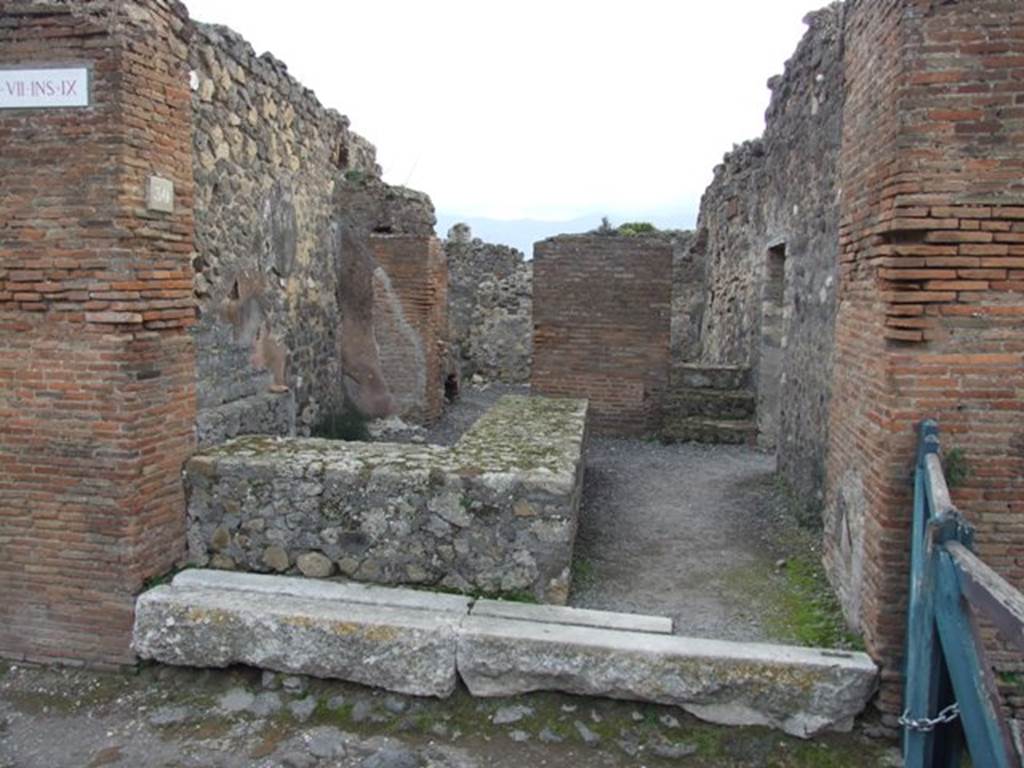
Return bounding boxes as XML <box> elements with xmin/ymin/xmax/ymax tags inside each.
<box><xmin>189</xmin><ymin>15</ymin><xmax>437</xmax><ymax>444</ymax></box>
<box><xmin>191</xmin><ymin>21</ymin><xmax>380</xmax><ymax>179</ymax></box>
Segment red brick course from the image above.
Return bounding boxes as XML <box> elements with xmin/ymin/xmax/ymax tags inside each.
<box><xmin>0</xmin><ymin>1</ymin><xmax>196</xmax><ymax>666</ymax></box>
<box><xmin>827</xmin><ymin>0</ymin><xmax>1024</xmax><ymax>718</ymax></box>
<box><xmin>531</xmin><ymin>236</ymin><xmax>672</xmax><ymax>436</ymax></box>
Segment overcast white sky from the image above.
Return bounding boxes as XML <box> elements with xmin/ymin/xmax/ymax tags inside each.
<box><xmin>185</xmin><ymin>1</ymin><xmax>817</xmax><ymax>228</ymax></box>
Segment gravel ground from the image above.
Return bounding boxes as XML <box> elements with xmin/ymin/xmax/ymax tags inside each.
<box><xmin>0</xmin><ymin>663</ymin><xmax>898</xmax><ymax>768</ymax></box>
<box><xmin>571</xmin><ymin>438</ymin><xmax>798</xmax><ymax>643</ymax></box>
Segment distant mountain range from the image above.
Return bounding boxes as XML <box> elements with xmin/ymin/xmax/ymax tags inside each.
<box><xmin>434</xmin><ymin>211</ymin><xmax>697</xmax><ymax>259</ymax></box>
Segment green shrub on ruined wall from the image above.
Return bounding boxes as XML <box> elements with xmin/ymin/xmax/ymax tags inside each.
<box><xmin>589</xmin><ymin>217</ymin><xmax>660</xmax><ymax>237</ymax></box>
<box><xmin>616</xmin><ymin>221</ymin><xmax>658</xmax><ymax>236</ymax></box>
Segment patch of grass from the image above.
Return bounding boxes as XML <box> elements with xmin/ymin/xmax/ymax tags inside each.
<box><xmin>492</xmin><ymin>590</ymin><xmax>538</xmax><ymax>604</ymax></box>
<box><xmin>997</xmin><ymin>670</ymin><xmax>1024</xmax><ymax>686</ymax></box>
<box><xmin>571</xmin><ymin>555</ymin><xmax>596</xmax><ymax>590</ymax></box>
<box><xmin>766</xmin><ymin>554</ymin><xmax>864</xmax><ymax>651</ymax></box>
<box><xmin>312</xmin><ymin>408</ymin><xmax>370</xmax><ymax>442</ymax></box>
<box><xmin>313</xmin><ymin>696</ymin><xmax>354</xmax><ymax>726</ymax></box>
<box><xmin>408</xmin><ymin>582</ymin><xmax>539</xmax><ymax>604</ymax></box>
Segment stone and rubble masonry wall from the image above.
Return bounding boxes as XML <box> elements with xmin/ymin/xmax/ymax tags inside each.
<box><xmin>824</xmin><ymin>0</ymin><xmax>1024</xmax><ymax>718</ymax></box>
<box><xmin>0</xmin><ymin>0</ymin><xmax>197</xmax><ymax>666</ymax></box>
<box><xmin>669</xmin><ymin>230</ymin><xmax>703</xmax><ymax>365</ymax></box>
<box><xmin>189</xmin><ymin>22</ymin><xmax>439</xmax><ymax>441</ymax></box>
<box><xmin>693</xmin><ymin>6</ymin><xmax>844</xmax><ymax>516</ymax></box>
<box><xmin>445</xmin><ymin>224</ymin><xmax>533</xmax><ymax>384</ymax></box>
<box><xmin>184</xmin><ymin>396</ymin><xmax>588</xmax><ymax>604</ymax></box>
<box><xmin>531</xmin><ymin>236</ymin><xmax>672</xmax><ymax>436</ymax></box>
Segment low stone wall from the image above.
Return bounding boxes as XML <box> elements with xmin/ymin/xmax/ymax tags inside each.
<box><xmin>185</xmin><ymin>395</ymin><xmax>588</xmax><ymax>603</ymax></box>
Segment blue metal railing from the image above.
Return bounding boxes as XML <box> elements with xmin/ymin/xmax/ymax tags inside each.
<box><xmin>902</xmin><ymin>420</ymin><xmax>1024</xmax><ymax>768</ymax></box>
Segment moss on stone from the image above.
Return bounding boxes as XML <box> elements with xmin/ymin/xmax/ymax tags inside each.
<box><xmin>724</xmin><ymin>554</ymin><xmax>863</xmax><ymax>651</ymax></box>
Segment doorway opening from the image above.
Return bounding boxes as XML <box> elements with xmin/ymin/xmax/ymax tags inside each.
<box><xmin>758</xmin><ymin>242</ymin><xmax>788</xmax><ymax>448</ymax></box>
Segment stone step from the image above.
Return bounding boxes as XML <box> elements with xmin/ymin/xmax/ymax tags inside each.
<box><xmin>660</xmin><ymin>417</ymin><xmax>758</xmax><ymax>445</ymax></box>
<box><xmin>133</xmin><ymin>576</ymin><xmax>463</xmax><ymax>698</ymax></box>
<box><xmin>133</xmin><ymin>570</ymin><xmax>878</xmax><ymax>739</ymax></box>
<box><xmin>663</xmin><ymin>388</ymin><xmax>756</xmax><ymax>419</ymax></box>
<box><xmin>672</xmin><ymin>363</ymin><xmax>752</xmax><ymax>391</ymax></box>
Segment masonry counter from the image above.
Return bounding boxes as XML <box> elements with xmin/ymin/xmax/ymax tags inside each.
<box><xmin>184</xmin><ymin>395</ymin><xmax>589</xmax><ymax>604</ymax></box>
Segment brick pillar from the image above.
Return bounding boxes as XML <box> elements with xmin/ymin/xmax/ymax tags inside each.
<box><xmin>0</xmin><ymin>1</ymin><xmax>196</xmax><ymax>666</ymax></box>
<box><xmin>825</xmin><ymin>0</ymin><xmax>1024</xmax><ymax>717</ymax></box>
<box><xmin>531</xmin><ymin>236</ymin><xmax>672</xmax><ymax>436</ymax></box>
<box><xmin>370</xmin><ymin>234</ymin><xmax>447</xmax><ymax>424</ymax></box>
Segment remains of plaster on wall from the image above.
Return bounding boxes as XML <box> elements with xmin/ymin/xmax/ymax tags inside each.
<box><xmin>335</xmin><ymin>224</ymin><xmax>396</xmax><ymax>419</ymax></box>
<box><xmin>372</xmin><ymin>266</ymin><xmax>427</xmax><ymax>415</ymax></box>
<box><xmin>832</xmin><ymin>471</ymin><xmax>866</xmax><ymax>632</ymax></box>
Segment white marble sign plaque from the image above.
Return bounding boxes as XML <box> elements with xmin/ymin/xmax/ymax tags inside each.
<box><xmin>147</xmin><ymin>176</ymin><xmax>174</xmax><ymax>213</ymax></box>
<box><xmin>0</xmin><ymin>67</ymin><xmax>89</xmax><ymax>109</ymax></box>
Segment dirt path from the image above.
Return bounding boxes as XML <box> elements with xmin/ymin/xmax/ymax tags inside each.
<box><xmin>570</xmin><ymin>438</ymin><xmax>791</xmax><ymax>643</ymax></box>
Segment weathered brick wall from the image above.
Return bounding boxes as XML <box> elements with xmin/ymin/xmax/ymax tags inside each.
<box><xmin>825</xmin><ymin>0</ymin><xmax>1024</xmax><ymax>718</ymax></box>
<box><xmin>371</xmin><ymin>235</ymin><xmax>448</xmax><ymax>424</ymax></box>
<box><xmin>531</xmin><ymin>236</ymin><xmax>672</xmax><ymax>436</ymax></box>
<box><xmin>692</xmin><ymin>7</ymin><xmax>844</xmax><ymax>515</ymax></box>
<box><xmin>0</xmin><ymin>0</ymin><xmax>196</xmax><ymax>666</ymax></box>
<box><xmin>189</xmin><ymin>23</ymin><xmax>439</xmax><ymax>440</ymax></box>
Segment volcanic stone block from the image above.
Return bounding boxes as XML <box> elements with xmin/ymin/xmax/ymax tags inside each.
<box><xmin>133</xmin><ymin>580</ymin><xmax>461</xmax><ymax>697</ymax></box>
<box><xmin>456</xmin><ymin>615</ymin><xmax>878</xmax><ymax>738</ymax></box>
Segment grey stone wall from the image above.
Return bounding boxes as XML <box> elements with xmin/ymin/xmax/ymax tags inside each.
<box><xmin>185</xmin><ymin>395</ymin><xmax>588</xmax><ymax>604</ymax></box>
<box><xmin>692</xmin><ymin>6</ymin><xmax>844</xmax><ymax>520</ymax></box>
<box><xmin>445</xmin><ymin>225</ymin><xmax>533</xmax><ymax>384</ymax></box>
<box><xmin>669</xmin><ymin>230</ymin><xmax>703</xmax><ymax>364</ymax></box>
<box><xmin>189</xmin><ymin>23</ymin><xmax>437</xmax><ymax>446</ymax></box>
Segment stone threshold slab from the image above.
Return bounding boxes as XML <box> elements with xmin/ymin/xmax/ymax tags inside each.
<box><xmin>457</xmin><ymin>615</ymin><xmax>878</xmax><ymax>739</ymax></box>
<box><xmin>133</xmin><ymin>571</ymin><xmax>877</xmax><ymax>738</ymax></box>
<box><xmin>173</xmin><ymin>569</ymin><xmax>474</xmax><ymax>614</ymax></box>
<box><xmin>133</xmin><ymin>582</ymin><xmax>461</xmax><ymax>698</ymax></box>
<box><xmin>172</xmin><ymin>569</ymin><xmax>672</xmax><ymax>632</ymax></box>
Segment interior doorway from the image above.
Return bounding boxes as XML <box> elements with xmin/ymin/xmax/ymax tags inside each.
<box><xmin>757</xmin><ymin>242</ymin><xmax>788</xmax><ymax>448</ymax></box>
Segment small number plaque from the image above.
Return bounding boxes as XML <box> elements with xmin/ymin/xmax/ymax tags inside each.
<box><xmin>147</xmin><ymin>176</ymin><xmax>175</xmax><ymax>213</ymax></box>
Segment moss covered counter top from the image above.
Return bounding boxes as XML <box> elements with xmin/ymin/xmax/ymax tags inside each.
<box><xmin>185</xmin><ymin>395</ymin><xmax>588</xmax><ymax>603</ymax></box>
